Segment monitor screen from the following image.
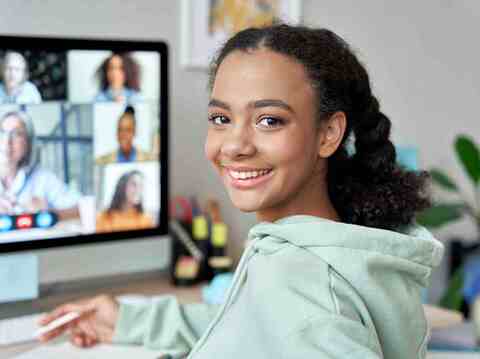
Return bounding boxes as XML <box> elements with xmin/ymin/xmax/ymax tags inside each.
<box><xmin>0</xmin><ymin>37</ymin><xmax>168</xmax><ymax>253</ymax></box>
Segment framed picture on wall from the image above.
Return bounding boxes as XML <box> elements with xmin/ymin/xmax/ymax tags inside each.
<box><xmin>180</xmin><ymin>0</ymin><xmax>302</xmax><ymax>69</ymax></box>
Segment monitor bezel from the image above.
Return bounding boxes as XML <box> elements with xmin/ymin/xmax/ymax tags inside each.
<box><xmin>0</xmin><ymin>35</ymin><xmax>169</xmax><ymax>254</ymax></box>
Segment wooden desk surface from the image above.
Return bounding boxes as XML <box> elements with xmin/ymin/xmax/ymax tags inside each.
<box><xmin>0</xmin><ymin>271</ymin><xmax>203</xmax><ymax>358</ymax></box>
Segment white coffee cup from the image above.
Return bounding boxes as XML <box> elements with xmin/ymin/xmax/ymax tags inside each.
<box><xmin>78</xmin><ymin>195</ymin><xmax>96</xmax><ymax>233</ymax></box>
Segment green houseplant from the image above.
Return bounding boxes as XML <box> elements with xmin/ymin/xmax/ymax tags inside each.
<box><xmin>416</xmin><ymin>135</ymin><xmax>480</xmax><ymax>313</ymax></box>
<box><xmin>417</xmin><ymin>135</ymin><xmax>480</xmax><ymax>235</ymax></box>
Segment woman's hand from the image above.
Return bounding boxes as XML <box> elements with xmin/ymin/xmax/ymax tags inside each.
<box><xmin>0</xmin><ymin>196</ymin><xmax>14</xmax><ymax>214</ymax></box>
<box><xmin>0</xmin><ymin>193</ymin><xmax>16</xmax><ymax>214</ymax></box>
<box><xmin>25</xmin><ymin>196</ymin><xmax>48</xmax><ymax>212</ymax></box>
<box><xmin>38</xmin><ymin>295</ymin><xmax>120</xmax><ymax>348</ymax></box>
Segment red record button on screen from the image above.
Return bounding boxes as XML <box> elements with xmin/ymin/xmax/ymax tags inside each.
<box><xmin>16</xmin><ymin>215</ymin><xmax>33</xmax><ymax>229</ymax></box>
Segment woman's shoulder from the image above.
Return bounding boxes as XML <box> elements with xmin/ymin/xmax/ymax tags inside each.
<box><xmin>96</xmin><ymin>211</ymin><xmax>113</xmax><ymax>232</ymax></box>
<box><xmin>137</xmin><ymin>212</ymin><xmax>154</xmax><ymax>227</ymax></box>
<box><xmin>22</xmin><ymin>81</ymin><xmax>40</xmax><ymax>92</ymax></box>
<box><xmin>251</xmin><ymin>244</ymin><xmax>333</xmax><ymax>302</ymax></box>
<box><xmin>248</xmin><ymin>244</ymin><xmax>369</xmax><ymax>336</ymax></box>
<box><xmin>27</xmin><ymin>166</ymin><xmax>61</xmax><ymax>183</ymax></box>
<box><xmin>136</xmin><ymin>149</ymin><xmax>156</xmax><ymax>161</ymax></box>
<box><xmin>95</xmin><ymin>151</ymin><xmax>117</xmax><ymax>165</ymax></box>
<box><xmin>94</xmin><ymin>90</ymin><xmax>109</xmax><ymax>101</ymax></box>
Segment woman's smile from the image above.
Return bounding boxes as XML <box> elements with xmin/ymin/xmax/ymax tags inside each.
<box><xmin>222</xmin><ymin>166</ymin><xmax>274</xmax><ymax>189</ymax></box>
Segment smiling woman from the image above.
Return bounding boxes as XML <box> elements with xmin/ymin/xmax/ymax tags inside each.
<box><xmin>205</xmin><ymin>48</ymin><xmax>340</xmax><ymax>222</ymax></box>
<box><xmin>40</xmin><ymin>24</ymin><xmax>443</xmax><ymax>359</ymax></box>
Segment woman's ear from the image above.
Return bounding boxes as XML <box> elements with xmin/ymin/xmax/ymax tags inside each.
<box><xmin>317</xmin><ymin>111</ymin><xmax>347</xmax><ymax>158</ymax></box>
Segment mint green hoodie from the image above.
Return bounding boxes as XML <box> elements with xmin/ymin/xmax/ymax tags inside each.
<box><xmin>113</xmin><ymin>215</ymin><xmax>444</xmax><ymax>358</ymax></box>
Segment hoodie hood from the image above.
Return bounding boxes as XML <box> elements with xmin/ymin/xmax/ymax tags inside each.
<box><xmin>190</xmin><ymin>215</ymin><xmax>444</xmax><ymax>358</ymax></box>
<box><xmin>246</xmin><ymin>215</ymin><xmax>444</xmax><ymax>358</ymax></box>
<box><xmin>248</xmin><ymin>215</ymin><xmax>444</xmax><ymax>287</ymax></box>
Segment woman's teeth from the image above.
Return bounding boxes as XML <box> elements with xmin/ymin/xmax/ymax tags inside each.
<box><xmin>229</xmin><ymin>169</ymin><xmax>272</xmax><ymax>180</ymax></box>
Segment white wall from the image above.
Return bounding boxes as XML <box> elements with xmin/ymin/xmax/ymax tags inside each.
<box><xmin>0</xmin><ymin>1</ymin><xmax>478</xmax><ymax>300</ymax></box>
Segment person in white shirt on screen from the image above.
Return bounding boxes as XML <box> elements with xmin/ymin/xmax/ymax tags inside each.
<box><xmin>0</xmin><ymin>51</ymin><xmax>42</xmax><ymax>104</ymax></box>
<box><xmin>95</xmin><ymin>53</ymin><xmax>143</xmax><ymax>104</ymax></box>
<box><xmin>0</xmin><ymin>111</ymin><xmax>79</xmax><ymax>219</ymax></box>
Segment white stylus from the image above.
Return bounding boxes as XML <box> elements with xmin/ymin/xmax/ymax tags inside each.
<box><xmin>35</xmin><ymin>311</ymin><xmax>81</xmax><ymax>337</ymax></box>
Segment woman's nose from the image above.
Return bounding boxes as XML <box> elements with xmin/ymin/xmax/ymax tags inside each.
<box><xmin>220</xmin><ymin>126</ymin><xmax>256</xmax><ymax>159</ymax></box>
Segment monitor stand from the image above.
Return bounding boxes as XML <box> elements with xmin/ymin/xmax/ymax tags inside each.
<box><xmin>0</xmin><ymin>254</ymin><xmax>39</xmax><ymax>303</ymax></box>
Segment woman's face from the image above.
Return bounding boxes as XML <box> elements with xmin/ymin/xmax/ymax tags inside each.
<box><xmin>125</xmin><ymin>174</ymin><xmax>143</xmax><ymax>206</ymax></box>
<box><xmin>117</xmin><ymin>114</ymin><xmax>135</xmax><ymax>154</ymax></box>
<box><xmin>205</xmin><ymin>49</ymin><xmax>327</xmax><ymax>221</ymax></box>
<box><xmin>3</xmin><ymin>53</ymin><xmax>26</xmax><ymax>92</ymax></box>
<box><xmin>106</xmin><ymin>55</ymin><xmax>126</xmax><ymax>90</ymax></box>
<box><xmin>0</xmin><ymin>115</ymin><xmax>28</xmax><ymax>170</ymax></box>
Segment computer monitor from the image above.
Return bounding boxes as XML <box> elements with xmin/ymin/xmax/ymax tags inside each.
<box><xmin>0</xmin><ymin>36</ymin><xmax>169</xmax><ymax>301</ymax></box>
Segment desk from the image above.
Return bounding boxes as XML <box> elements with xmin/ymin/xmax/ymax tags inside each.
<box><xmin>0</xmin><ymin>272</ymin><xmax>476</xmax><ymax>359</ymax></box>
<box><xmin>0</xmin><ymin>271</ymin><xmax>202</xmax><ymax>359</ymax></box>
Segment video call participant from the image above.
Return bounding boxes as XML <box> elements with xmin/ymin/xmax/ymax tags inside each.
<box><xmin>0</xmin><ymin>51</ymin><xmax>42</xmax><ymax>104</ymax></box>
<box><xmin>95</xmin><ymin>53</ymin><xmax>143</xmax><ymax>104</ymax></box>
<box><xmin>95</xmin><ymin>106</ymin><xmax>155</xmax><ymax>164</ymax></box>
<box><xmin>96</xmin><ymin>170</ymin><xmax>153</xmax><ymax>232</ymax></box>
<box><xmin>0</xmin><ymin>111</ymin><xmax>79</xmax><ymax>219</ymax></box>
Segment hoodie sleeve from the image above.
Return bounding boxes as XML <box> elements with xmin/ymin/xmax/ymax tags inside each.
<box><xmin>112</xmin><ymin>295</ymin><xmax>219</xmax><ymax>356</ymax></box>
<box><xmin>280</xmin><ymin>313</ymin><xmax>383</xmax><ymax>358</ymax></box>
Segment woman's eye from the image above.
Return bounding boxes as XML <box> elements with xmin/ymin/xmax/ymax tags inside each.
<box><xmin>257</xmin><ymin>117</ymin><xmax>284</xmax><ymax>128</ymax></box>
<box><xmin>208</xmin><ymin>115</ymin><xmax>230</xmax><ymax>126</ymax></box>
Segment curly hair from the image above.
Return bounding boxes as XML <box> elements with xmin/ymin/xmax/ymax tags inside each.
<box><xmin>97</xmin><ymin>52</ymin><xmax>141</xmax><ymax>91</ymax></box>
<box><xmin>208</xmin><ymin>24</ymin><xmax>430</xmax><ymax>231</ymax></box>
<box><xmin>119</xmin><ymin>105</ymin><xmax>136</xmax><ymax>129</ymax></box>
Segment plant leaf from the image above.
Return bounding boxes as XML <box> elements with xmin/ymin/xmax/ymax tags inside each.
<box><xmin>416</xmin><ymin>204</ymin><xmax>465</xmax><ymax>228</ymax></box>
<box><xmin>455</xmin><ymin>135</ymin><xmax>480</xmax><ymax>185</ymax></box>
<box><xmin>430</xmin><ymin>168</ymin><xmax>458</xmax><ymax>192</ymax></box>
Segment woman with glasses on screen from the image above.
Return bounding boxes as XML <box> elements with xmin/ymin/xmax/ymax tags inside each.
<box><xmin>40</xmin><ymin>25</ymin><xmax>443</xmax><ymax>359</ymax></box>
<box><xmin>0</xmin><ymin>111</ymin><xmax>78</xmax><ymax>218</ymax></box>
<box><xmin>95</xmin><ymin>53</ymin><xmax>143</xmax><ymax>104</ymax></box>
<box><xmin>96</xmin><ymin>170</ymin><xmax>154</xmax><ymax>232</ymax></box>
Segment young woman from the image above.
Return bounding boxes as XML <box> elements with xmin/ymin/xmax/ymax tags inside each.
<box><xmin>39</xmin><ymin>25</ymin><xmax>443</xmax><ymax>359</ymax></box>
<box><xmin>96</xmin><ymin>170</ymin><xmax>154</xmax><ymax>232</ymax></box>
<box><xmin>95</xmin><ymin>52</ymin><xmax>143</xmax><ymax>104</ymax></box>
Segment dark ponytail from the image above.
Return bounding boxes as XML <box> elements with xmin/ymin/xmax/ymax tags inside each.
<box><xmin>329</xmin><ymin>95</ymin><xmax>430</xmax><ymax>230</ymax></box>
<box><xmin>209</xmin><ymin>24</ymin><xmax>430</xmax><ymax>231</ymax></box>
